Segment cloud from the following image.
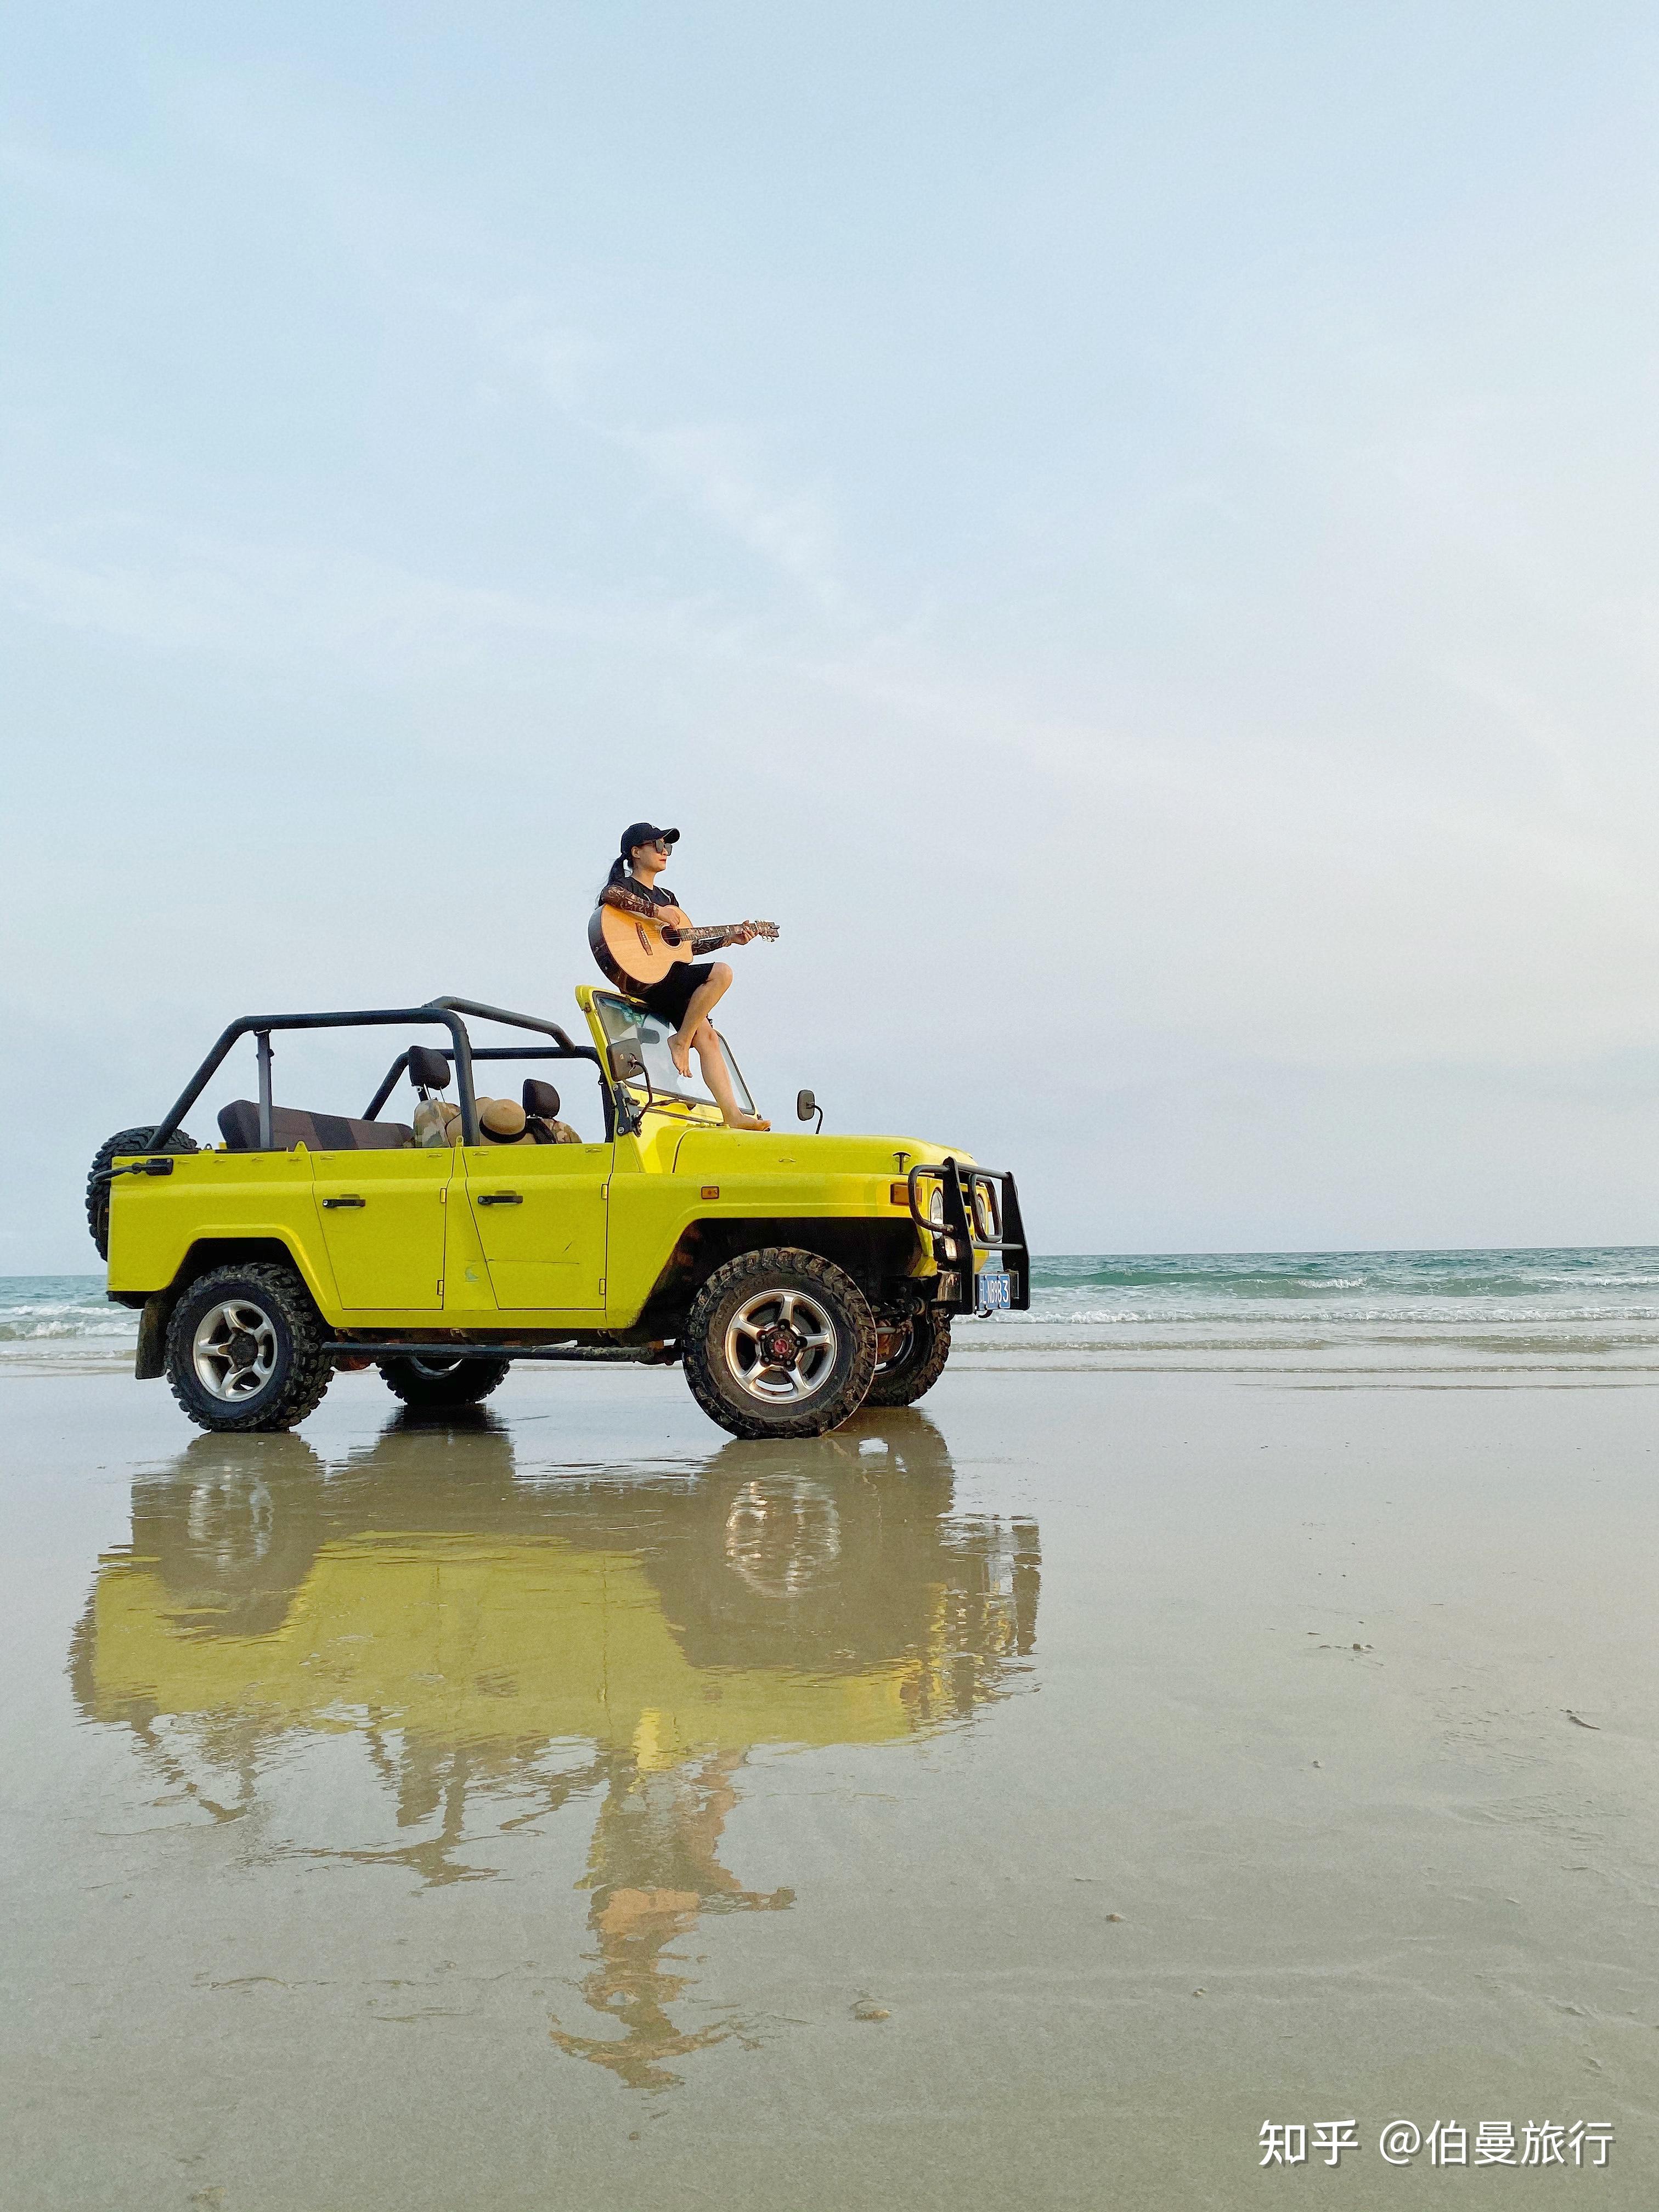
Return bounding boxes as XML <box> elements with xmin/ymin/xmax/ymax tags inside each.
<box><xmin>0</xmin><ymin>528</ymin><xmax>744</xmax><ymax>671</ymax></box>
<box><xmin>0</xmin><ymin>134</ymin><xmax>148</xmax><ymax>213</ymax></box>
<box><xmin>452</xmin><ymin>292</ymin><xmax>611</xmax><ymax>409</ymax></box>
<box><xmin>617</xmin><ymin>421</ymin><xmax>855</xmax><ymax>618</ymax></box>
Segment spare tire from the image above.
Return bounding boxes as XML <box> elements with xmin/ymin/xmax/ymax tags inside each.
<box><xmin>86</xmin><ymin>1125</ymin><xmax>199</xmax><ymax>1259</ymax></box>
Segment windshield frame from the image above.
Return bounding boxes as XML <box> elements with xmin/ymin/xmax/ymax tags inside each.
<box><xmin>590</xmin><ymin>994</ymin><xmax>757</xmax><ymax>1119</ymax></box>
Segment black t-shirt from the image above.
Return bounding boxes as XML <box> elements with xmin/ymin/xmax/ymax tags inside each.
<box><xmin>599</xmin><ymin>875</ymin><xmax>675</xmax><ymax>918</ymax></box>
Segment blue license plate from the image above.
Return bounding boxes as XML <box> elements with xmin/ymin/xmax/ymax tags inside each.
<box><xmin>977</xmin><ymin>1269</ymin><xmax>1011</xmax><ymax>1312</ymax></box>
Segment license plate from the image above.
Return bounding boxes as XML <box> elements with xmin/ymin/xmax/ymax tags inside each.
<box><xmin>976</xmin><ymin>1268</ymin><xmax>1011</xmax><ymax>1313</ymax></box>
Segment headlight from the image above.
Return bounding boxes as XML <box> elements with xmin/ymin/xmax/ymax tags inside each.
<box><xmin>927</xmin><ymin>1186</ymin><xmax>945</xmax><ymax>1227</ymax></box>
<box><xmin>973</xmin><ymin>1183</ymin><xmax>998</xmax><ymax>1240</ymax></box>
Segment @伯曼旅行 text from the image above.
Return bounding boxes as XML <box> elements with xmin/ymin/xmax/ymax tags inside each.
<box><xmin>1259</xmin><ymin>2119</ymin><xmax>1612</xmax><ymax>2168</ymax></box>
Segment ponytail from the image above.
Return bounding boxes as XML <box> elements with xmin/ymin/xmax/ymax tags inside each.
<box><xmin>598</xmin><ymin>854</ymin><xmax>629</xmax><ymax>899</ymax></box>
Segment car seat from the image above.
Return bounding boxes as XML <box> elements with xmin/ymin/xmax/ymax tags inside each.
<box><xmin>405</xmin><ymin>1046</ymin><xmax>454</xmax><ymax>1147</ymax></box>
<box><xmin>217</xmin><ymin>1102</ymin><xmax>414</xmax><ymax>1151</ymax></box>
<box><xmin>522</xmin><ymin>1079</ymin><xmax>581</xmax><ymax>1144</ymax></box>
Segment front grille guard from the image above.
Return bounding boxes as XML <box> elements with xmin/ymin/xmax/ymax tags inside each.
<box><xmin>906</xmin><ymin>1161</ymin><xmax>1031</xmax><ymax>1314</ymax></box>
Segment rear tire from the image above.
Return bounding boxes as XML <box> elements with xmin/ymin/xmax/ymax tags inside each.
<box><xmin>682</xmin><ymin>1247</ymin><xmax>877</xmax><ymax>1440</ymax></box>
<box><xmin>165</xmin><ymin>1262</ymin><xmax>332</xmax><ymax>1434</ymax></box>
<box><xmin>865</xmin><ymin>1308</ymin><xmax>952</xmax><ymax>1407</ymax></box>
<box><xmin>86</xmin><ymin>1125</ymin><xmax>199</xmax><ymax>1259</ymax></box>
<box><xmin>379</xmin><ymin>1354</ymin><xmax>511</xmax><ymax>1409</ymax></box>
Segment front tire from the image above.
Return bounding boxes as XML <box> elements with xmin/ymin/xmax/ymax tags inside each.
<box><xmin>865</xmin><ymin>1307</ymin><xmax>952</xmax><ymax>1407</ymax></box>
<box><xmin>379</xmin><ymin>1354</ymin><xmax>510</xmax><ymax>1409</ymax></box>
<box><xmin>682</xmin><ymin>1247</ymin><xmax>877</xmax><ymax>1440</ymax></box>
<box><xmin>165</xmin><ymin>1262</ymin><xmax>332</xmax><ymax>1434</ymax></box>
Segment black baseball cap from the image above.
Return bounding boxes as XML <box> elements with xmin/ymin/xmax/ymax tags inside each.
<box><xmin>619</xmin><ymin>821</ymin><xmax>679</xmax><ymax>857</ymax></box>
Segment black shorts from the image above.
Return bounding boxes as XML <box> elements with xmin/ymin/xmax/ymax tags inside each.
<box><xmin>640</xmin><ymin>962</ymin><xmax>715</xmax><ymax>1031</ymax></box>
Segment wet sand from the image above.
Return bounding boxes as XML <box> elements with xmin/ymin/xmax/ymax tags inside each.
<box><xmin>3</xmin><ymin>1355</ymin><xmax>1656</xmax><ymax>2207</ymax></box>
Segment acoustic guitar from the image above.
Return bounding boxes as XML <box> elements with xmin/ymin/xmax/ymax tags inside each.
<box><xmin>589</xmin><ymin>900</ymin><xmax>779</xmax><ymax>992</ymax></box>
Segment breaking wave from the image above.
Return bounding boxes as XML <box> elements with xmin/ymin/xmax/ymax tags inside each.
<box><xmin>10</xmin><ymin>1248</ymin><xmax>1659</xmax><ymax>1366</ymax></box>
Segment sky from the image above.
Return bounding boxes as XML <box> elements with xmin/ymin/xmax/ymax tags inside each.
<box><xmin>3</xmin><ymin>1</ymin><xmax>1658</xmax><ymax>1269</ymax></box>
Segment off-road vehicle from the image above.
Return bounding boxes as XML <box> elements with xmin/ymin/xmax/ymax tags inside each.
<box><xmin>90</xmin><ymin>991</ymin><xmax>1028</xmax><ymax>1438</ymax></box>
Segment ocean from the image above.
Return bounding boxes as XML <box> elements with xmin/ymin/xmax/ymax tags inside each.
<box><xmin>10</xmin><ymin>1248</ymin><xmax>1659</xmax><ymax>1374</ymax></box>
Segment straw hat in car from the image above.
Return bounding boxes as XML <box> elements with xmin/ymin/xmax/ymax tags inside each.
<box><xmin>478</xmin><ymin>1097</ymin><xmax>532</xmax><ymax>1145</ymax></box>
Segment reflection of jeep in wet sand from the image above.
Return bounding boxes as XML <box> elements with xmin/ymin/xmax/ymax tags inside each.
<box><xmin>89</xmin><ymin>994</ymin><xmax>1028</xmax><ymax>1439</ymax></box>
<box><xmin>72</xmin><ymin>1409</ymin><xmax>1040</xmax><ymax>2089</ymax></box>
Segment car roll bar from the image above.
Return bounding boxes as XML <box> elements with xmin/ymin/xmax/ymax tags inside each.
<box><xmin>425</xmin><ymin>996</ymin><xmax>580</xmax><ymax>1051</ymax></box>
<box><xmin>906</xmin><ymin>1160</ymin><xmax>1031</xmax><ymax>1314</ymax></box>
<box><xmin>148</xmin><ymin>1007</ymin><xmax>481</xmax><ymax>1149</ymax></box>
<box><xmin>145</xmin><ymin>995</ymin><xmax>595</xmax><ymax>1154</ymax></box>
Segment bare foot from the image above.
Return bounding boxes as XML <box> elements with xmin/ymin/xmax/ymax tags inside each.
<box><xmin>724</xmin><ymin>1111</ymin><xmax>771</xmax><ymax>1131</ymax></box>
<box><xmin>669</xmin><ymin>1031</ymin><xmax>693</xmax><ymax>1077</ymax></box>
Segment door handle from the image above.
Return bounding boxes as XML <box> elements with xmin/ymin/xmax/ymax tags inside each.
<box><xmin>322</xmin><ymin>1195</ymin><xmax>366</xmax><ymax>1209</ymax></box>
<box><xmin>477</xmin><ymin>1192</ymin><xmax>523</xmax><ymax>1206</ymax></box>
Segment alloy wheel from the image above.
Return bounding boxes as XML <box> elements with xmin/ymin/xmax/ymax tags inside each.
<box><xmin>724</xmin><ymin>1288</ymin><xmax>839</xmax><ymax>1403</ymax></box>
<box><xmin>192</xmin><ymin>1299</ymin><xmax>279</xmax><ymax>1402</ymax></box>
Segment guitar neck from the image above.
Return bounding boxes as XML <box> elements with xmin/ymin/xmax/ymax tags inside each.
<box><xmin>688</xmin><ymin>922</ymin><xmax>746</xmax><ymax>953</ymax></box>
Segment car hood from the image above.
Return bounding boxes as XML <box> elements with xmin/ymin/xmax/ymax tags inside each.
<box><xmin>669</xmin><ymin>1131</ymin><xmax>971</xmax><ymax>1177</ymax></box>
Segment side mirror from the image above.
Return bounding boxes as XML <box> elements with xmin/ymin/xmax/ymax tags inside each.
<box><xmin>611</xmin><ymin>1046</ymin><xmax>648</xmax><ymax>1136</ymax></box>
<box><xmin>796</xmin><ymin>1088</ymin><xmax>823</xmax><ymax>1132</ymax></box>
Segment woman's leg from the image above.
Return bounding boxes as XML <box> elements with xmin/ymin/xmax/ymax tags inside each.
<box><xmin>669</xmin><ymin>964</ymin><xmax>731</xmax><ymax>1076</ymax></box>
<box><xmin>693</xmin><ymin>1026</ymin><xmax>769</xmax><ymax>1131</ymax></box>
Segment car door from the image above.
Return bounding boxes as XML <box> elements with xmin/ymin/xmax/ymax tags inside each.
<box><xmin>312</xmin><ymin>1149</ymin><xmax>454</xmax><ymax>1308</ymax></box>
<box><xmin>462</xmin><ymin>1142</ymin><xmax>611</xmax><ymax>1312</ymax></box>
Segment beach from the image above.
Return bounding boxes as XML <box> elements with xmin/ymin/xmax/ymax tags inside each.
<box><xmin>7</xmin><ymin>0</ymin><xmax>1648</xmax><ymax>2197</ymax></box>
<box><xmin>3</xmin><ymin>1279</ymin><xmax>1656</xmax><ymax>2206</ymax></box>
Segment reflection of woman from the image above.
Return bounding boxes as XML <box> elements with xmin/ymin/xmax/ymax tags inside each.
<box><xmin>549</xmin><ymin>1750</ymin><xmax>793</xmax><ymax>2092</ymax></box>
<box><xmin>597</xmin><ymin>821</ymin><xmax>770</xmax><ymax>1130</ymax></box>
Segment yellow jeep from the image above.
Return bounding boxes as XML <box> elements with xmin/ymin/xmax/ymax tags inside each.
<box><xmin>89</xmin><ymin>991</ymin><xmax>1028</xmax><ymax>1439</ymax></box>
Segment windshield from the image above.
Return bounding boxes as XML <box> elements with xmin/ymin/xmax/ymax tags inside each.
<box><xmin>591</xmin><ymin>995</ymin><xmax>756</xmax><ymax>1116</ymax></box>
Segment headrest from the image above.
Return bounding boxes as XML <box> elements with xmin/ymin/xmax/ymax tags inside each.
<box><xmin>522</xmin><ymin>1079</ymin><xmax>561</xmax><ymax>1120</ymax></box>
<box><xmin>407</xmin><ymin>1045</ymin><xmax>450</xmax><ymax>1093</ymax></box>
<box><xmin>479</xmin><ymin>1097</ymin><xmax>527</xmax><ymax>1142</ymax></box>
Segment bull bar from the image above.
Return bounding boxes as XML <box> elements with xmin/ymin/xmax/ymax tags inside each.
<box><xmin>906</xmin><ymin>1160</ymin><xmax>1030</xmax><ymax>1315</ymax></box>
